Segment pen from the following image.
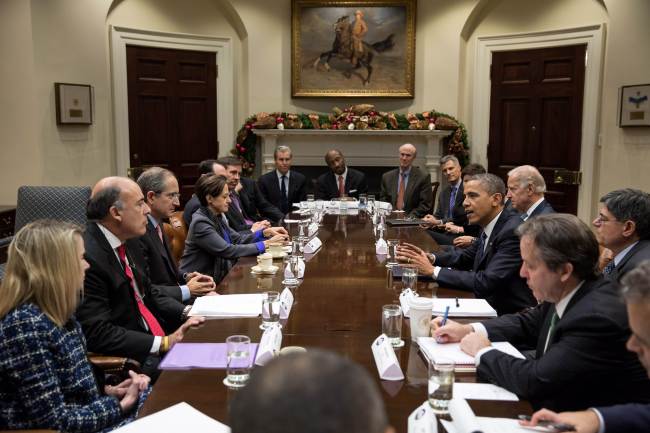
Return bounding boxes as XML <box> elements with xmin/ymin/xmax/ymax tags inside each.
<box><xmin>517</xmin><ymin>415</ymin><xmax>576</xmax><ymax>431</ymax></box>
<box><xmin>436</xmin><ymin>306</ymin><xmax>450</xmax><ymax>343</ymax></box>
<box><xmin>455</xmin><ymin>297</ymin><xmax>459</xmax><ymax>308</ymax></box>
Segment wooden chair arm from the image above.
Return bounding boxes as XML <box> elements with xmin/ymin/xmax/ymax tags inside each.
<box><xmin>88</xmin><ymin>353</ymin><xmax>141</xmax><ymax>375</ymax></box>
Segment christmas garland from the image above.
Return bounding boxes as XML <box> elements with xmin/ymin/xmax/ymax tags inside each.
<box><xmin>232</xmin><ymin>104</ymin><xmax>469</xmax><ymax>175</ymax></box>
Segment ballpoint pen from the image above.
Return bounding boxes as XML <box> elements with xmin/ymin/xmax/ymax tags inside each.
<box><xmin>436</xmin><ymin>306</ymin><xmax>450</xmax><ymax>343</ymax></box>
<box><xmin>455</xmin><ymin>297</ymin><xmax>459</xmax><ymax>308</ymax></box>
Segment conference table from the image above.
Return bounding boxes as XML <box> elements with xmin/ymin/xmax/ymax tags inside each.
<box><xmin>140</xmin><ymin>211</ymin><xmax>532</xmax><ymax>431</ymax></box>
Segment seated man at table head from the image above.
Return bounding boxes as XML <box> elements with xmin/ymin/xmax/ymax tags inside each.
<box><xmin>593</xmin><ymin>188</ymin><xmax>650</xmax><ymax>282</ymax></box>
<box><xmin>0</xmin><ymin>220</ymin><xmax>151</xmax><ymax>432</ymax></box>
<box><xmin>217</xmin><ymin>156</ymin><xmax>283</xmax><ymax>231</ymax></box>
<box><xmin>316</xmin><ymin>149</ymin><xmax>368</xmax><ymax>200</ymax></box>
<box><xmin>523</xmin><ymin>259</ymin><xmax>650</xmax><ymax>433</ymax></box>
<box><xmin>76</xmin><ymin>176</ymin><xmax>204</xmax><ymax>379</ymax></box>
<box><xmin>183</xmin><ymin>159</ymin><xmax>227</xmax><ymax>226</ymax></box>
<box><xmin>258</xmin><ymin>145</ymin><xmax>307</xmax><ymax>215</ymax></box>
<box><xmin>506</xmin><ymin>165</ymin><xmax>554</xmax><ymax>221</ymax></box>
<box><xmin>380</xmin><ymin>143</ymin><xmax>432</xmax><ymax>218</ymax></box>
<box><xmin>137</xmin><ymin>167</ymin><xmax>216</xmax><ymax>300</ymax></box>
<box><xmin>398</xmin><ymin>173</ymin><xmax>536</xmax><ymax>315</ymax></box>
<box><xmin>230</xmin><ymin>349</ymin><xmax>394</xmax><ymax>433</ymax></box>
<box><xmin>432</xmin><ymin>213</ymin><xmax>650</xmax><ymax>411</ymax></box>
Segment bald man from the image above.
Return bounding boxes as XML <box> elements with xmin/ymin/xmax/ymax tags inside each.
<box><xmin>380</xmin><ymin>143</ymin><xmax>432</xmax><ymax>217</ymax></box>
<box><xmin>316</xmin><ymin>149</ymin><xmax>368</xmax><ymax>200</ymax></box>
<box><xmin>76</xmin><ymin>176</ymin><xmax>204</xmax><ymax>380</ymax></box>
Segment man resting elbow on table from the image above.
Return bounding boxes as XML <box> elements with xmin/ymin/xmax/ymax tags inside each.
<box><xmin>180</xmin><ymin>174</ymin><xmax>288</xmax><ymax>284</ymax></box>
<box><xmin>430</xmin><ymin>214</ymin><xmax>650</xmax><ymax>412</ymax></box>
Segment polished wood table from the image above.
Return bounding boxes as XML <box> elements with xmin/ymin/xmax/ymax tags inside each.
<box><xmin>140</xmin><ymin>212</ymin><xmax>532</xmax><ymax>431</ymax></box>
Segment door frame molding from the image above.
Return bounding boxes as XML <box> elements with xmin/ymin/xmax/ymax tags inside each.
<box><xmin>471</xmin><ymin>24</ymin><xmax>606</xmax><ymax>221</ymax></box>
<box><xmin>110</xmin><ymin>25</ymin><xmax>233</xmax><ymax>176</ymax></box>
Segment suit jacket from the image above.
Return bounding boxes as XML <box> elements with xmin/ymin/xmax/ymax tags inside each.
<box><xmin>180</xmin><ymin>206</ymin><xmax>263</xmax><ymax>283</ymax></box>
<box><xmin>434</xmin><ymin>181</ymin><xmax>467</xmax><ymax>225</ymax></box>
<box><xmin>225</xmin><ymin>178</ymin><xmax>284</xmax><ymax>231</ymax></box>
<box><xmin>379</xmin><ymin>167</ymin><xmax>432</xmax><ymax>217</ymax></box>
<box><xmin>258</xmin><ymin>169</ymin><xmax>307</xmax><ymax>214</ymax></box>
<box><xmin>526</xmin><ymin>198</ymin><xmax>555</xmax><ymax>219</ymax></box>
<box><xmin>315</xmin><ymin>168</ymin><xmax>368</xmax><ymax>200</ymax></box>
<box><xmin>598</xmin><ymin>403</ymin><xmax>650</xmax><ymax>433</ymax></box>
<box><xmin>76</xmin><ymin>222</ymin><xmax>185</xmax><ymax>363</ymax></box>
<box><xmin>435</xmin><ymin>209</ymin><xmax>536</xmax><ymax>315</ymax></box>
<box><xmin>139</xmin><ymin>218</ymin><xmax>185</xmax><ymax>303</ymax></box>
<box><xmin>478</xmin><ymin>277</ymin><xmax>650</xmax><ymax>411</ymax></box>
<box><xmin>609</xmin><ymin>240</ymin><xmax>650</xmax><ymax>282</ymax></box>
<box><xmin>183</xmin><ymin>194</ymin><xmax>201</xmax><ymax>227</ymax></box>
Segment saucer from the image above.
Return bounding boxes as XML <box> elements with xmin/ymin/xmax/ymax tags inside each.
<box><xmin>270</xmin><ymin>251</ymin><xmax>287</xmax><ymax>259</ymax></box>
<box><xmin>251</xmin><ymin>265</ymin><xmax>279</xmax><ymax>275</ymax></box>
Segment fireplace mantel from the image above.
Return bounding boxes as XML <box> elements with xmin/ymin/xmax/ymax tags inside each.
<box><xmin>253</xmin><ymin>129</ymin><xmax>453</xmax><ymax>183</ymax></box>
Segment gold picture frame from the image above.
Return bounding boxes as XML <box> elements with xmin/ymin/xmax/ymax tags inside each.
<box><xmin>292</xmin><ymin>0</ymin><xmax>416</xmax><ymax>98</ymax></box>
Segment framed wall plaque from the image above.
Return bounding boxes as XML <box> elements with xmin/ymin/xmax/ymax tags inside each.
<box><xmin>619</xmin><ymin>84</ymin><xmax>650</xmax><ymax>127</ymax></box>
<box><xmin>55</xmin><ymin>83</ymin><xmax>93</xmax><ymax>125</ymax></box>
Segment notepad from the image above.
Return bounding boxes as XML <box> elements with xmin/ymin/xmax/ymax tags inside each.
<box><xmin>440</xmin><ymin>398</ymin><xmax>548</xmax><ymax>433</ymax></box>
<box><xmin>417</xmin><ymin>337</ymin><xmax>525</xmax><ymax>372</ymax></box>
<box><xmin>188</xmin><ymin>293</ymin><xmax>264</xmax><ymax>317</ymax></box>
<box><xmin>159</xmin><ymin>343</ymin><xmax>259</xmax><ymax>370</ymax></box>
<box><xmin>111</xmin><ymin>402</ymin><xmax>230</xmax><ymax>432</ymax></box>
<box><xmin>452</xmin><ymin>382</ymin><xmax>519</xmax><ymax>401</ymax></box>
<box><xmin>432</xmin><ymin>298</ymin><xmax>497</xmax><ymax>317</ymax></box>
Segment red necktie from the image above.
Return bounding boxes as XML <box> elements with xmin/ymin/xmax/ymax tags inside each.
<box><xmin>396</xmin><ymin>173</ymin><xmax>405</xmax><ymax>210</ymax></box>
<box><xmin>338</xmin><ymin>175</ymin><xmax>345</xmax><ymax>197</ymax></box>
<box><xmin>155</xmin><ymin>224</ymin><xmax>164</xmax><ymax>243</ymax></box>
<box><xmin>117</xmin><ymin>244</ymin><xmax>165</xmax><ymax>337</ymax></box>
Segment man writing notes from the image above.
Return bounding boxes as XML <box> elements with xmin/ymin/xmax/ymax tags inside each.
<box><xmin>398</xmin><ymin>173</ymin><xmax>536</xmax><ymax>315</ymax></box>
<box><xmin>380</xmin><ymin>143</ymin><xmax>432</xmax><ymax>218</ymax></box>
<box><xmin>76</xmin><ymin>177</ymin><xmax>204</xmax><ymax>379</ymax></box>
<box><xmin>523</xmin><ymin>260</ymin><xmax>650</xmax><ymax>433</ymax></box>
<box><xmin>432</xmin><ymin>214</ymin><xmax>650</xmax><ymax>411</ymax></box>
<box><xmin>316</xmin><ymin>149</ymin><xmax>368</xmax><ymax>200</ymax></box>
<box><xmin>258</xmin><ymin>145</ymin><xmax>307</xmax><ymax>214</ymax></box>
<box><xmin>506</xmin><ymin>165</ymin><xmax>554</xmax><ymax>220</ymax></box>
<box><xmin>593</xmin><ymin>188</ymin><xmax>650</xmax><ymax>282</ymax></box>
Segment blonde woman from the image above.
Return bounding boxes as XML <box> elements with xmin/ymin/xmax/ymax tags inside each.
<box><xmin>0</xmin><ymin>220</ymin><xmax>150</xmax><ymax>432</ymax></box>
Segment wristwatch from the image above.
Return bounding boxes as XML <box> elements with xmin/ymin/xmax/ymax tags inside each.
<box><xmin>181</xmin><ymin>305</ymin><xmax>192</xmax><ymax>321</ymax></box>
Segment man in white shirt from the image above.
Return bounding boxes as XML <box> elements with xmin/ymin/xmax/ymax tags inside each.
<box><xmin>258</xmin><ymin>145</ymin><xmax>307</xmax><ymax>214</ymax></box>
<box><xmin>431</xmin><ymin>214</ymin><xmax>650</xmax><ymax>411</ymax></box>
<box><xmin>506</xmin><ymin>165</ymin><xmax>554</xmax><ymax>220</ymax></box>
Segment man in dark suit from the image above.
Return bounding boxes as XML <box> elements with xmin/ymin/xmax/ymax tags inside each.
<box><xmin>258</xmin><ymin>145</ymin><xmax>307</xmax><ymax>214</ymax></box>
<box><xmin>433</xmin><ymin>214</ymin><xmax>650</xmax><ymax>412</ymax></box>
<box><xmin>506</xmin><ymin>165</ymin><xmax>555</xmax><ymax>221</ymax></box>
<box><xmin>217</xmin><ymin>157</ymin><xmax>283</xmax><ymax>231</ymax></box>
<box><xmin>76</xmin><ymin>177</ymin><xmax>204</xmax><ymax>379</ymax></box>
<box><xmin>522</xmin><ymin>260</ymin><xmax>650</xmax><ymax>433</ymax></box>
<box><xmin>316</xmin><ymin>149</ymin><xmax>368</xmax><ymax>200</ymax></box>
<box><xmin>398</xmin><ymin>173</ymin><xmax>536</xmax><ymax>315</ymax></box>
<box><xmin>421</xmin><ymin>155</ymin><xmax>467</xmax><ymax>245</ymax></box>
<box><xmin>137</xmin><ymin>167</ymin><xmax>216</xmax><ymax>301</ymax></box>
<box><xmin>593</xmin><ymin>188</ymin><xmax>650</xmax><ymax>282</ymax></box>
<box><xmin>379</xmin><ymin>143</ymin><xmax>431</xmax><ymax>217</ymax></box>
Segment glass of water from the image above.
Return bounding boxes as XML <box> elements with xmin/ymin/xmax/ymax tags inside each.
<box><xmin>261</xmin><ymin>291</ymin><xmax>281</xmax><ymax>330</ymax></box>
<box><xmin>359</xmin><ymin>193</ymin><xmax>367</xmax><ymax>209</ymax></box>
<box><xmin>382</xmin><ymin>304</ymin><xmax>404</xmax><ymax>348</ymax></box>
<box><xmin>402</xmin><ymin>265</ymin><xmax>418</xmax><ymax>294</ymax></box>
<box><xmin>282</xmin><ymin>255</ymin><xmax>300</xmax><ymax>286</ymax></box>
<box><xmin>386</xmin><ymin>239</ymin><xmax>399</xmax><ymax>267</ymax></box>
<box><xmin>368</xmin><ymin>194</ymin><xmax>376</xmax><ymax>214</ymax></box>
<box><xmin>225</xmin><ymin>335</ymin><xmax>252</xmax><ymax>388</ymax></box>
<box><xmin>428</xmin><ymin>357</ymin><xmax>455</xmax><ymax>413</ymax></box>
<box><xmin>306</xmin><ymin>194</ymin><xmax>315</xmax><ymax>210</ymax></box>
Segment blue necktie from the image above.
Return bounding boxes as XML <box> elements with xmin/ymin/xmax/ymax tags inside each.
<box><xmin>603</xmin><ymin>261</ymin><xmax>615</xmax><ymax>276</ymax></box>
<box><xmin>474</xmin><ymin>231</ymin><xmax>488</xmax><ymax>268</ymax></box>
<box><xmin>448</xmin><ymin>185</ymin><xmax>457</xmax><ymax>220</ymax></box>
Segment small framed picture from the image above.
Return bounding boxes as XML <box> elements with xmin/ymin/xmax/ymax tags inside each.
<box><xmin>619</xmin><ymin>84</ymin><xmax>650</xmax><ymax>127</ymax></box>
<box><xmin>54</xmin><ymin>83</ymin><xmax>93</xmax><ymax>125</ymax></box>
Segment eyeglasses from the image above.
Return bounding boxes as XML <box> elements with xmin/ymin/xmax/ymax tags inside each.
<box><xmin>159</xmin><ymin>192</ymin><xmax>181</xmax><ymax>199</ymax></box>
<box><xmin>593</xmin><ymin>214</ymin><xmax>621</xmax><ymax>224</ymax></box>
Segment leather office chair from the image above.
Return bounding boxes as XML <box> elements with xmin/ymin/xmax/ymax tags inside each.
<box><xmin>163</xmin><ymin>210</ymin><xmax>188</xmax><ymax>265</ymax></box>
<box><xmin>430</xmin><ymin>181</ymin><xmax>440</xmax><ymax>214</ymax></box>
<box><xmin>0</xmin><ymin>186</ymin><xmax>91</xmax><ymax>280</ymax></box>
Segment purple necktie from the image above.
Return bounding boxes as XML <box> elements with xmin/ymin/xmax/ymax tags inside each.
<box><xmin>230</xmin><ymin>192</ymin><xmax>254</xmax><ymax>225</ymax></box>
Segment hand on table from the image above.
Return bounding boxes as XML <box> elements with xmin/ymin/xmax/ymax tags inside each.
<box><xmin>431</xmin><ymin>317</ymin><xmax>474</xmax><ymax>343</ymax></box>
<box><xmin>186</xmin><ymin>273</ymin><xmax>216</xmax><ymax>296</ymax></box>
<box><xmin>459</xmin><ymin>332</ymin><xmax>491</xmax><ymax>356</ymax></box>
<box><xmin>444</xmin><ymin>222</ymin><xmax>463</xmax><ymax>234</ymax></box>
<box><xmin>251</xmin><ymin>220</ymin><xmax>271</xmax><ymax>232</ymax></box>
<box><xmin>169</xmin><ymin>317</ymin><xmax>205</xmax><ymax>347</ymax></box>
<box><xmin>264</xmin><ymin>226</ymin><xmax>288</xmax><ymax>237</ymax></box>
<box><xmin>520</xmin><ymin>408</ymin><xmax>600</xmax><ymax>433</ymax></box>
<box><xmin>453</xmin><ymin>236</ymin><xmax>475</xmax><ymax>249</ymax></box>
<box><xmin>396</xmin><ymin>243</ymin><xmax>434</xmax><ymax>275</ymax></box>
<box><xmin>420</xmin><ymin>214</ymin><xmax>442</xmax><ymax>228</ymax></box>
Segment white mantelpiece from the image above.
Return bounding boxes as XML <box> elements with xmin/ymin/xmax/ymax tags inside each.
<box><xmin>253</xmin><ymin>129</ymin><xmax>453</xmax><ymax>183</ymax></box>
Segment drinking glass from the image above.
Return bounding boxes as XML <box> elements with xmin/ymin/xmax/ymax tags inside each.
<box><xmin>382</xmin><ymin>304</ymin><xmax>404</xmax><ymax>348</ymax></box>
<box><xmin>368</xmin><ymin>195</ymin><xmax>376</xmax><ymax>214</ymax></box>
<box><xmin>281</xmin><ymin>255</ymin><xmax>300</xmax><ymax>286</ymax></box>
<box><xmin>386</xmin><ymin>239</ymin><xmax>399</xmax><ymax>267</ymax></box>
<box><xmin>428</xmin><ymin>358</ymin><xmax>455</xmax><ymax>413</ymax></box>
<box><xmin>359</xmin><ymin>193</ymin><xmax>367</xmax><ymax>209</ymax></box>
<box><xmin>402</xmin><ymin>265</ymin><xmax>418</xmax><ymax>294</ymax></box>
<box><xmin>261</xmin><ymin>291</ymin><xmax>281</xmax><ymax>330</ymax></box>
<box><xmin>225</xmin><ymin>335</ymin><xmax>252</xmax><ymax>388</ymax></box>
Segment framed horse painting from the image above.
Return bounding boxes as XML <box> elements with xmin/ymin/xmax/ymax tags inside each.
<box><xmin>291</xmin><ymin>0</ymin><xmax>416</xmax><ymax>98</ymax></box>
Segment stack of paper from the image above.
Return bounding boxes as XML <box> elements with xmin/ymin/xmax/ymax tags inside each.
<box><xmin>159</xmin><ymin>343</ymin><xmax>259</xmax><ymax>370</ymax></box>
<box><xmin>189</xmin><ymin>293</ymin><xmax>264</xmax><ymax>317</ymax></box>
<box><xmin>441</xmin><ymin>398</ymin><xmax>539</xmax><ymax>433</ymax></box>
<box><xmin>452</xmin><ymin>383</ymin><xmax>519</xmax><ymax>401</ymax></box>
<box><xmin>111</xmin><ymin>402</ymin><xmax>230</xmax><ymax>432</ymax></box>
<box><xmin>417</xmin><ymin>337</ymin><xmax>524</xmax><ymax>372</ymax></box>
<box><xmin>432</xmin><ymin>298</ymin><xmax>497</xmax><ymax>317</ymax></box>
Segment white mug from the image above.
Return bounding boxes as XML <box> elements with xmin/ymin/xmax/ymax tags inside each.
<box><xmin>257</xmin><ymin>253</ymin><xmax>273</xmax><ymax>270</ymax></box>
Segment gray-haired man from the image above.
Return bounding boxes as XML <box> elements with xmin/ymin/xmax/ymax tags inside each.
<box><xmin>257</xmin><ymin>145</ymin><xmax>307</xmax><ymax>214</ymax></box>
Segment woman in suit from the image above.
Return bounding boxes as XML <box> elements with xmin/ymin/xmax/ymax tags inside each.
<box><xmin>180</xmin><ymin>174</ymin><xmax>288</xmax><ymax>282</ymax></box>
<box><xmin>0</xmin><ymin>220</ymin><xmax>150</xmax><ymax>433</ymax></box>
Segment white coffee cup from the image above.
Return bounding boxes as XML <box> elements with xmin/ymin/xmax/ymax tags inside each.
<box><xmin>257</xmin><ymin>253</ymin><xmax>273</xmax><ymax>270</ymax></box>
<box><xmin>268</xmin><ymin>244</ymin><xmax>283</xmax><ymax>256</ymax></box>
<box><xmin>408</xmin><ymin>297</ymin><xmax>433</xmax><ymax>339</ymax></box>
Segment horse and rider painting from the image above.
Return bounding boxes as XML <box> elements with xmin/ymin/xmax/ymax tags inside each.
<box><xmin>292</xmin><ymin>0</ymin><xmax>416</xmax><ymax>98</ymax></box>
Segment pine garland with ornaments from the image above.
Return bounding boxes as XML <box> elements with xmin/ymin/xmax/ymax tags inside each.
<box><xmin>232</xmin><ymin>104</ymin><xmax>469</xmax><ymax>175</ymax></box>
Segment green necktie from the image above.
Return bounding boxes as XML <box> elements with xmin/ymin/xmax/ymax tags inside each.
<box><xmin>543</xmin><ymin>308</ymin><xmax>559</xmax><ymax>354</ymax></box>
